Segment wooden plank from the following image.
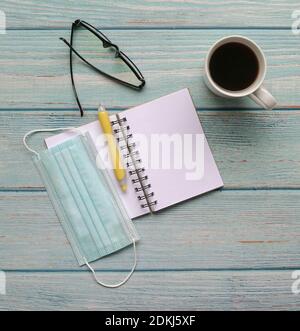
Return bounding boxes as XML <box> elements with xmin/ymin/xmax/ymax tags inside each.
<box><xmin>0</xmin><ymin>30</ymin><xmax>299</xmax><ymax>109</ymax></box>
<box><xmin>2</xmin><ymin>0</ymin><xmax>299</xmax><ymax>29</ymax></box>
<box><xmin>1</xmin><ymin>111</ymin><xmax>299</xmax><ymax>189</ymax></box>
<box><xmin>1</xmin><ymin>270</ymin><xmax>299</xmax><ymax>310</ymax></box>
<box><xmin>1</xmin><ymin>191</ymin><xmax>300</xmax><ymax>270</ymax></box>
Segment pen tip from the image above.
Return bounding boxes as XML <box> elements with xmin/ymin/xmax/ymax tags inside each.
<box><xmin>98</xmin><ymin>104</ymin><xmax>106</xmax><ymax>113</ymax></box>
<box><xmin>121</xmin><ymin>184</ymin><xmax>128</xmax><ymax>192</ymax></box>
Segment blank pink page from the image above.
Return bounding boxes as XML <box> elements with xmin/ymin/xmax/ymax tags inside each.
<box><xmin>119</xmin><ymin>88</ymin><xmax>224</xmax><ymax>212</ymax></box>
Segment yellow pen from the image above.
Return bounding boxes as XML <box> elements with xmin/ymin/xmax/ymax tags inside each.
<box><xmin>98</xmin><ymin>105</ymin><xmax>127</xmax><ymax>192</ymax></box>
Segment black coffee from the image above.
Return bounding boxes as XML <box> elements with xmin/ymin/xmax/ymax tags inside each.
<box><xmin>209</xmin><ymin>42</ymin><xmax>259</xmax><ymax>91</ymax></box>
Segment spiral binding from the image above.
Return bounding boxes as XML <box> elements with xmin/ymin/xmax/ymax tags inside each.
<box><xmin>110</xmin><ymin>115</ymin><xmax>157</xmax><ymax>212</ymax></box>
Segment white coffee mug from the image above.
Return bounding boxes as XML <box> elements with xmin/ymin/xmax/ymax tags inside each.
<box><xmin>204</xmin><ymin>35</ymin><xmax>277</xmax><ymax>110</ymax></box>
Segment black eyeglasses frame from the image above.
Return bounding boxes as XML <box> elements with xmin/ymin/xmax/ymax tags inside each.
<box><xmin>60</xmin><ymin>19</ymin><xmax>146</xmax><ymax>116</ymax></box>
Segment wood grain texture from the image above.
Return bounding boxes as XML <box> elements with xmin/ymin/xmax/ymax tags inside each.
<box><xmin>1</xmin><ymin>191</ymin><xmax>300</xmax><ymax>270</ymax></box>
<box><xmin>1</xmin><ymin>0</ymin><xmax>300</xmax><ymax>311</ymax></box>
<box><xmin>1</xmin><ymin>111</ymin><xmax>299</xmax><ymax>189</ymax></box>
<box><xmin>1</xmin><ymin>270</ymin><xmax>299</xmax><ymax>310</ymax></box>
<box><xmin>0</xmin><ymin>30</ymin><xmax>299</xmax><ymax>109</ymax></box>
<box><xmin>2</xmin><ymin>0</ymin><xmax>299</xmax><ymax>29</ymax></box>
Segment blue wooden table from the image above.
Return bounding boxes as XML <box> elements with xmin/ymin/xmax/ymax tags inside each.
<box><xmin>0</xmin><ymin>1</ymin><xmax>300</xmax><ymax>311</ymax></box>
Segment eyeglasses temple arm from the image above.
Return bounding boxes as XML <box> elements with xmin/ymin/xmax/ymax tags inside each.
<box><xmin>60</xmin><ymin>38</ymin><xmax>145</xmax><ymax>90</ymax></box>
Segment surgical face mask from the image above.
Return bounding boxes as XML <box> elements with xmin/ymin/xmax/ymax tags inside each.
<box><xmin>23</xmin><ymin>128</ymin><xmax>139</xmax><ymax>288</ymax></box>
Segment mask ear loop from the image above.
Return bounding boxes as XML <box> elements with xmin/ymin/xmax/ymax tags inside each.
<box><xmin>83</xmin><ymin>237</ymin><xmax>137</xmax><ymax>288</ymax></box>
<box><xmin>23</xmin><ymin>127</ymin><xmax>84</xmax><ymax>156</ymax></box>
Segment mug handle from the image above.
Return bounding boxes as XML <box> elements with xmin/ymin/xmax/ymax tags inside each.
<box><xmin>249</xmin><ymin>85</ymin><xmax>277</xmax><ymax>110</ymax></box>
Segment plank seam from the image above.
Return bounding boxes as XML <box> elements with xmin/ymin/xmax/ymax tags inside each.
<box><xmin>0</xmin><ymin>108</ymin><xmax>299</xmax><ymax>112</ymax></box>
<box><xmin>4</xmin><ymin>27</ymin><xmax>294</xmax><ymax>31</ymax></box>
<box><xmin>3</xmin><ymin>267</ymin><xmax>300</xmax><ymax>273</ymax></box>
<box><xmin>1</xmin><ymin>188</ymin><xmax>300</xmax><ymax>193</ymax></box>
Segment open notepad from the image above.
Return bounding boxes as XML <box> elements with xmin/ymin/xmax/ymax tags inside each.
<box><xmin>46</xmin><ymin>89</ymin><xmax>223</xmax><ymax>218</ymax></box>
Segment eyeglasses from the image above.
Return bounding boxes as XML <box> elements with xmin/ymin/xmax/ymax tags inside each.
<box><xmin>60</xmin><ymin>19</ymin><xmax>146</xmax><ymax>116</ymax></box>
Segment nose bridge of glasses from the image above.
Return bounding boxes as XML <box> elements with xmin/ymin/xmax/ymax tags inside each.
<box><xmin>103</xmin><ymin>42</ymin><xmax>120</xmax><ymax>58</ymax></box>
<box><xmin>102</xmin><ymin>40</ymin><xmax>111</xmax><ymax>48</ymax></box>
<box><xmin>114</xmin><ymin>46</ymin><xmax>121</xmax><ymax>58</ymax></box>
